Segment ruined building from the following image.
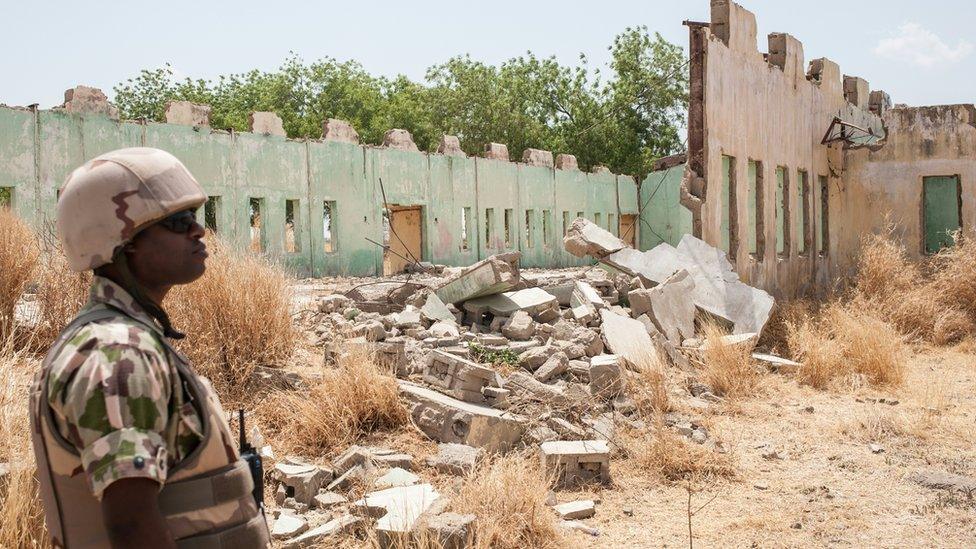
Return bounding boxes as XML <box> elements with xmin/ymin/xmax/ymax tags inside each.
<box><xmin>0</xmin><ymin>1</ymin><xmax>972</xmax><ymax>298</ymax></box>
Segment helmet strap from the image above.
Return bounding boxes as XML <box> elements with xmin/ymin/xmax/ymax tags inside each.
<box><xmin>112</xmin><ymin>251</ymin><xmax>186</xmax><ymax>340</ymax></box>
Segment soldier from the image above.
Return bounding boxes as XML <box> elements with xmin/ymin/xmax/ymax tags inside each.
<box><xmin>29</xmin><ymin>148</ymin><xmax>269</xmax><ymax>548</ymax></box>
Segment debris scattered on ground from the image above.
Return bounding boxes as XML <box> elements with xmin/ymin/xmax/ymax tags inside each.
<box><xmin>290</xmin><ymin>224</ymin><xmax>783</xmax><ymax>543</ymax></box>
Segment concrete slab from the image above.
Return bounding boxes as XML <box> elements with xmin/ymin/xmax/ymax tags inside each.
<box><xmin>283</xmin><ymin>514</ymin><xmax>361</xmax><ymax>548</ymax></box>
<box><xmin>676</xmin><ymin>235</ymin><xmax>775</xmax><ymax>335</ymax></box>
<box><xmin>553</xmin><ymin>499</ymin><xmax>596</xmax><ymax>520</ymax></box>
<box><xmin>540</xmin><ymin>440</ymin><xmax>611</xmax><ymax>488</ymax></box>
<box><xmin>564</xmin><ymin>218</ymin><xmax>629</xmax><ymax>258</ymax></box>
<box><xmin>421</xmin><ymin>293</ymin><xmax>456</xmax><ymax>323</ymax></box>
<box><xmin>399</xmin><ymin>381</ymin><xmax>526</xmax><ymax>452</ymax></box>
<box><xmin>752</xmin><ymin>353</ymin><xmax>801</xmax><ymax>374</ymax></box>
<box><xmin>434</xmin><ymin>253</ymin><xmax>521</xmax><ymax>305</ymax></box>
<box><xmin>354</xmin><ymin>484</ymin><xmax>440</xmax><ymax>539</ymax></box>
<box><xmin>463</xmin><ymin>287</ymin><xmax>558</xmax><ymax>317</ymax></box>
<box><xmin>600</xmin><ymin>309</ymin><xmax>659</xmax><ymax>368</ymax></box>
<box><xmin>646</xmin><ymin>269</ymin><xmax>697</xmax><ymax>346</ymax></box>
<box><xmin>374</xmin><ymin>467</ymin><xmax>420</xmax><ymax>489</ymax></box>
<box><xmin>423</xmin><ymin>350</ymin><xmax>501</xmax><ymax>404</ymax></box>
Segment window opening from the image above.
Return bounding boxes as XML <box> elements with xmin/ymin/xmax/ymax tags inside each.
<box><xmin>323</xmin><ymin>201</ymin><xmax>336</xmax><ymax>253</ymax></box>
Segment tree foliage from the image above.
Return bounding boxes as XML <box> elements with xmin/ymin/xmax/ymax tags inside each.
<box><xmin>114</xmin><ymin>26</ymin><xmax>686</xmax><ymax>178</ymax></box>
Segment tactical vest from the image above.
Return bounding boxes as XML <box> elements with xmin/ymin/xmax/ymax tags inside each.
<box><xmin>30</xmin><ymin>306</ymin><xmax>270</xmax><ymax>548</ymax></box>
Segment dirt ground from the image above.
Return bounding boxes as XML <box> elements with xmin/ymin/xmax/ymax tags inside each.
<box><xmin>288</xmin><ymin>277</ymin><xmax>976</xmax><ymax>549</ymax></box>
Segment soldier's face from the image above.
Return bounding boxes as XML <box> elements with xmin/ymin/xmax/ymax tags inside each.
<box><xmin>127</xmin><ymin>211</ymin><xmax>208</xmax><ymax>289</ymax></box>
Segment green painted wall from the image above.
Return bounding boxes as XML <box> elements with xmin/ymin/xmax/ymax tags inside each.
<box><xmin>775</xmin><ymin>166</ymin><xmax>786</xmax><ymax>255</ymax></box>
<box><xmin>0</xmin><ymin>106</ymin><xmax>641</xmax><ymax>277</ymax></box>
<box><xmin>922</xmin><ymin>175</ymin><xmax>961</xmax><ymax>254</ymax></box>
<box><xmin>637</xmin><ymin>164</ymin><xmax>692</xmax><ymax>250</ymax></box>
<box><xmin>747</xmin><ymin>160</ymin><xmax>759</xmax><ymax>255</ymax></box>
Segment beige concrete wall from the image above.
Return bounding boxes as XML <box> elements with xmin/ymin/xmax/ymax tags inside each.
<box><xmin>694</xmin><ymin>0</ymin><xmax>884</xmax><ymax>298</ymax></box>
<box><xmin>838</xmin><ymin>105</ymin><xmax>976</xmax><ymax>273</ymax></box>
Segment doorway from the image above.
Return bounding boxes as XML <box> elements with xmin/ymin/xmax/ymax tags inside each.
<box><xmin>383</xmin><ymin>205</ymin><xmax>423</xmax><ymax>275</ymax></box>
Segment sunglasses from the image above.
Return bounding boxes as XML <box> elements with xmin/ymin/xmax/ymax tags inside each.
<box><xmin>158</xmin><ymin>209</ymin><xmax>199</xmax><ymax>234</ymax></box>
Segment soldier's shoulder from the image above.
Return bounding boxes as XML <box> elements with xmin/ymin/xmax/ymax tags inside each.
<box><xmin>54</xmin><ymin>315</ymin><xmax>165</xmax><ymax>362</ymax></box>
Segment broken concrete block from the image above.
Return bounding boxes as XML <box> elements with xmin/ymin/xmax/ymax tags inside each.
<box><xmin>322</xmin><ymin>118</ymin><xmax>360</xmax><ymax>143</ymax></box>
<box><xmin>424</xmin><ymin>512</ymin><xmax>475</xmax><ymax>549</ymax></box>
<box><xmin>274</xmin><ymin>463</ymin><xmax>332</xmax><ymax>506</ymax></box>
<box><xmin>501</xmin><ymin>310</ymin><xmax>536</xmax><ymax>340</ymax></box>
<box><xmin>395</xmin><ymin>306</ymin><xmax>423</xmax><ymax>328</ymax></box>
<box><xmin>555</xmin><ymin>153</ymin><xmax>578</xmax><ymax>171</ymax></box>
<box><xmin>272</xmin><ymin>513</ymin><xmax>309</xmax><ymax>540</ymax></box>
<box><xmin>522</xmin><ymin>148</ymin><xmax>554</xmax><ymax>167</ymax></box>
<box><xmin>423</xmin><ymin>350</ymin><xmax>501</xmax><ymax>404</ymax></box>
<box><xmin>628</xmin><ymin>288</ymin><xmax>652</xmax><ymax>318</ymax></box>
<box><xmin>463</xmin><ymin>287</ymin><xmax>559</xmax><ymax>319</ymax></box>
<box><xmin>675</xmin><ymin>235</ymin><xmax>775</xmax><ymax>335</ymax></box>
<box><xmin>506</xmin><ymin>371</ymin><xmax>570</xmax><ymax>405</ymax></box>
<box><xmin>164</xmin><ymin>100</ymin><xmax>211</xmax><ymax>127</ymax></box>
<box><xmin>283</xmin><ymin>514</ymin><xmax>362</xmax><ymax>548</ymax></box>
<box><xmin>482</xmin><ymin>386</ymin><xmax>510</xmax><ymax>408</ymax></box>
<box><xmin>435</xmin><ymin>252</ymin><xmax>521</xmax><ymax>305</ymax></box>
<box><xmin>484</xmin><ymin>142</ymin><xmax>509</xmax><ymax>161</ymax></box>
<box><xmin>540</xmin><ymin>440</ymin><xmax>611</xmax><ymax>488</ymax></box>
<box><xmin>421</xmin><ymin>293</ymin><xmax>456</xmax><ymax>324</ymax></box>
<box><xmin>753</xmin><ymin>353</ymin><xmax>801</xmax><ymax>374</ymax></box>
<box><xmin>548</xmin><ymin>417</ymin><xmax>586</xmax><ymax>439</ymax></box>
<box><xmin>382</xmin><ymin>128</ymin><xmax>419</xmax><ymax>151</ymax></box>
<box><xmin>354</xmin><ymin>484</ymin><xmax>440</xmax><ymax>544</ymax></box>
<box><xmin>589</xmin><ymin>354</ymin><xmax>624</xmax><ymax>398</ymax></box>
<box><xmin>563</xmin><ymin>218</ymin><xmax>628</xmax><ymax>258</ymax></box>
<box><xmin>327</xmin><ymin>463</ymin><xmax>367</xmax><ymax>492</ymax></box>
<box><xmin>534</xmin><ymin>352</ymin><xmax>569</xmax><ymax>382</ymax></box>
<box><xmin>600</xmin><ymin>309</ymin><xmax>659</xmax><ymax>369</ymax></box>
<box><xmin>430</xmin><ymin>321</ymin><xmax>460</xmax><ymax>338</ymax></box>
<box><xmin>399</xmin><ymin>381</ymin><xmax>525</xmax><ymax>452</ymax></box>
<box><xmin>374</xmin><ymin>467</ymin><xmax>420</xmax><ymax>489</ymax></box>
<box><xmin>437</xmin><ymin>135</ymin><xmax>466</xmax><ymax>156</ymax></box>
<box><xmin>601</xmin><ymin>246</ymin><xmax>682</xmax><ymax>287</ymax></box>
<box><xmin>553</xmin><ymin>499</ymin><xmax>596</xmax><ymax>520</ymax></box>
<box><xmin>518</xmin><ymin>345</ymin><xmax>552</xmax><ymax>371</ymax></box>
<box><xmin>373</xmin><ymin>453</ymin><xmax>414</xmax><ymax>470</ymax></box>
<box><xmin>427</xmin><ymin>443</ymin><xmax>484</xmax><ymax>475</ymax></box>
<box><xmin>645</xmin><ymin>269</ymin><xmax>697</xmax><ymax>346</ymax></box>
<box><xmin>574</xmin><ymin>327</ymin><xmax>604</xmax><ymax>357</ymax></box>
<box><xmin>700</xmin><ymin>332</ymin><xmax>758</xmax><ymax>352</ymax></box>
<box><xmin>248</xmin><ymin>111</ymin><xmax>285</xmax><ymax>136</ymax></box>
<box><xmin>574</xmin><ymin>280</ymin><xmax>606</xmax><ymax>310</ymax></box>
<box><xmin>62</xmin><ymin>86</ymin><xmax>118</xmax><ymax>118</ymax></box>
<box><xmin>319</xmin><ymin>293</ymin><xmax>352</xmax><ymax>313</ymax></box>
<box><xmin>313</xmin><ymin>491</ymin><xmax>348</xmax><ymax>509</ymax></box>
<box><xmin>354</xmin><ymin>319</ymin><xmax>387</xmax><ymax>341</ymax></box>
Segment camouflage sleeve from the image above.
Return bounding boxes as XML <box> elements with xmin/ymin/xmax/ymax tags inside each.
<box><xmin>50</xmin><ymin>341</ymin><xmax>173</xmax><ymax>500</ymax></box>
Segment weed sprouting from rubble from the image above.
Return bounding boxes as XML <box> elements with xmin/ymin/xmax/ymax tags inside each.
<box><xmin>259</xmin><ymin>342</ymin><xmax>407</xmax><ymax>456</ymax></box>
<box><xmin>450</xmin><ymin>453</ymin><xmax>567</xmax><ymax>549</ymax></box>
<box><xmin>699</xmin><ymin>321</ymin><xmax>760</xmax><ymax>399</ymax></box>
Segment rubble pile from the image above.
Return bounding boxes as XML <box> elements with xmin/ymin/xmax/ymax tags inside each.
<box><xmin>276</xmin><ymin>217</ymin><xmax>783</xmax><ymax>546</ymax></box>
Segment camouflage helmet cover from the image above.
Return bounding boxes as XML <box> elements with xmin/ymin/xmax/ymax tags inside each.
<box><xmin>57</xmin><ymin>147</ymin><xmax>206</xmax><ymax>271</ymax></box>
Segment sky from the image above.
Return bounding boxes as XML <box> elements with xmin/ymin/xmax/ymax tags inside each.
<box><xmin>1</xmin><ymin>0</ymin><xmax>973</xmax><ymax>109</ymax></box>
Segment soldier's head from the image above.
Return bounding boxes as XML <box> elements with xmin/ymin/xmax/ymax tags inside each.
<box><xmin>57</xmin><ymin>147</ymin><xmax>208</xmax><ymax>337</ymax></box>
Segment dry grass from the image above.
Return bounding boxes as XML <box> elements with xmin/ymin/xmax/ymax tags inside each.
<box><xmin>33</xmin><ymin>249</ymin><xmax>91</xmax><ymax>350</ymax></box>
<box><xmin>259</xmin><ymin>342</ymin><xmax>406</xmax><ymax>456</ymax></box>
<box><xmin>849</xmin><ymin>228</ymin><xmax>976</xmax><ymax>344</ymax></box>
<box><xmin>627</xmin><ymin>350</ymin><xmax>671</xmax><ymax>416</ymax></box>
<box><xmin>449</xmin><ymin>453</ymin><xmax>566</xmax><ymax>549</ymax></box>
<box><xmin>621</xmin><ymin>418</ymin><xmax>737</xmax><ymax>483</ymax></box>
<box><xmin>169</xmin><ymin>236</ymin><xmax>296</xmax><ymax>404</ymax></box>
<box><xmin>0</xmin><ymin>338</ymin><xmax>49</xmax><ymax>547</ymax></box>
<box><xmin>699</xmin><ymin>322</ymin><xmax>760</xmax><ymax>399</ymax></box>
<box><xmin>0</xmin><ymin>208</ymin><xmax>40</xmax><ymax>339</ymax></box>
<box><xmin>787</xmin><ymin>303</ymin><xmax>906</xmax><ymax>390</ymax></box>
<box><xmin>757</xmin><ymin>298</ymin><xmax>817</xmax><ymax>355</ymax></box>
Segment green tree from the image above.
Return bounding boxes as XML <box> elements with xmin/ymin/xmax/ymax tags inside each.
<box><xmin>112</xmin><ymin>27</ymin><xmax>686</xmax><ymax>179</ymax></box>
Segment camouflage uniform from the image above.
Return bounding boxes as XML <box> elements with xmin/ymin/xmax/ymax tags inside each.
<box><xmin>32</xmin><ymin>147</ymin><xmax>268</xmax><ymax>548</ymax></box>
<box><xmin>45</xmin><ymin>275</ymin><xmax>204</xmax><ymax>499</ymax></box>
